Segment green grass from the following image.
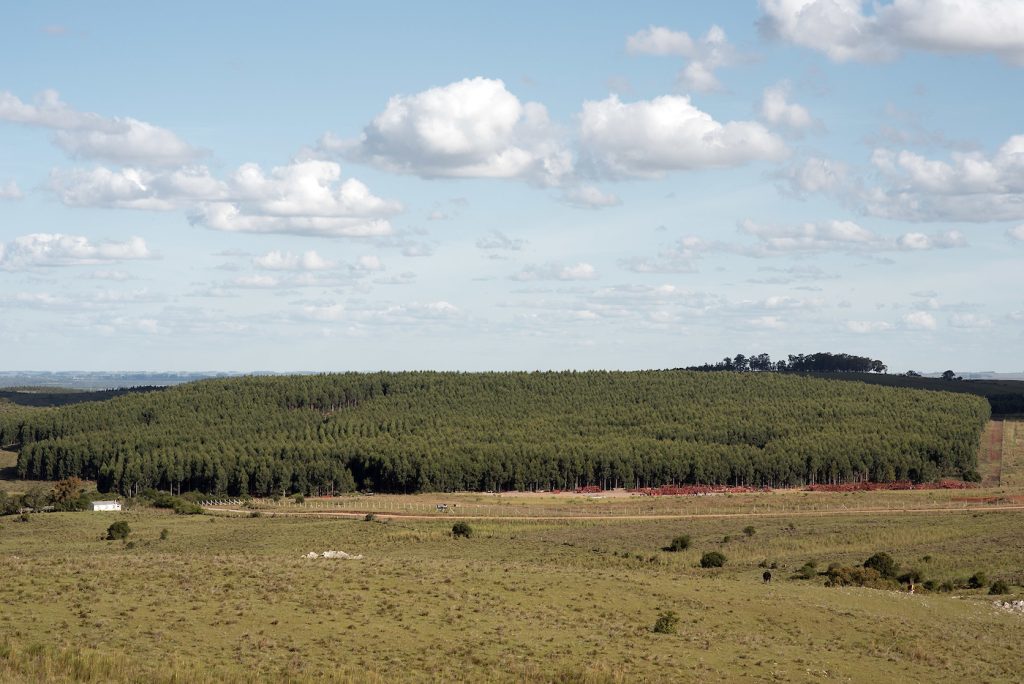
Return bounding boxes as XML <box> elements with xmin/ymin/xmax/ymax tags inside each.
<box><xmin>2</xmin><ymin>507</ymin><xmax>1023</xmax><ymax>682</ymax></box>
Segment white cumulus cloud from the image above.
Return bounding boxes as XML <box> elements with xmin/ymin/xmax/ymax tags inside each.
<box><xmin>846</xmin><ymin>320</ymin><xmax>894</xmax><ymax>333</ymax></box>
<box><xmin>0</xmin><ymin>90</ymin><xmax>202</xmax><ymax>166</ymax></box>
<box><xmin>560</xmin><ymin>185</ymin><xmax>622</xmax><ymax>209</ymax></box>
<box><xmin>0</xmin><ymin>233</ymin><xmax>152</xmax><ymax>269</ymax></box>
<box><xmin>903</xmin><ymin>310</ymin><xmax>937</xmax><ymax>330</ymax></box>
<box><xmin>253</xmin><ymin>250</ymin><xmax>335</xmax><ymax>271</ymax></box>
<box><xmin>627</xmin><ymin>25</ymin><xmax>737</xmax><ymax>92</ymax></box>
<box><xmin>579</xmin><ymin>94</ymin><xmax>786</xmax><ymax>178</ymax></box>
<box><xmin>759</xmin><ymin>0</ymin><xmax>1024</xmax><ymax>65</ymax></box>
<box><xmin>897</xmin><ymin>230</ymin><xmax>967</xmax><ymax>250</ymax></box>
<box><xmin>0</xmin><ymin>180</ymin><xmax>23</xmax><ymax>199</ymax></box>
<box><xmin>511</xmin><ymin>262</ymin><xmax>598</xmax><ymax>282</ymax></box>
<box><xmin>626</xmin><ymin>26</ymin><xmax>695</xmax><ymax>55</ymax></box>
<box><xmin>761</xmin><ymin>83</ymin><xmax>816</xmax><ymax>131</ymax></box>
<box><xmin>1009</xmin><ymin>225</ymin><xmax>1024</xmax><ymax>241</ymax></box>
<box><xmin>866</xmin><ymin>136</ymin><xmax>1024</xmax><ymax>221</ymax></box>
<box><xmin>328</xmin><ymin>77</ymin><xmax>572</xmax><ymax>186</ymax></box>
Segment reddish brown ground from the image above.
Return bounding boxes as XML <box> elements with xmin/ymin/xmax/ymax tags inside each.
<box><xmin>980</xmin><ymin>420</ymin><xmax>1005</xmax><ymax>487</ymax></box>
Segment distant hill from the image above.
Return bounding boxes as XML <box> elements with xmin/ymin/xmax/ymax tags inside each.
<box><xmin>802</xmin><ymin>373</ymin><xmax>1024</xmax><ymax>417</ymax></box>
<box><xmin>922</xmin><ymin>372</ymin><xmax>1024</xmax><ymax>381</ymax></box>
<box><xmin>0</xmin><ymin>371</ymin><xmax>300</xmax><ymax>391</ymax></box>
<box><xmin>1</xmin><ymin>371</ymin><xmax>990</xmax><ymax>496</ymax></box>
<box><xmin>0</xmin><ymin>386</ymin><xmax>166</xmax><ymax>408</ymax></box>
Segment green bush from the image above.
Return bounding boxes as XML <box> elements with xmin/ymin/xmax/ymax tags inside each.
<box><xmin>364</xmin><ymin>513</ymin><xmax>377</xmax><ymax>522</ymax></box>
<box><xmin>824</xmin><ymin>565</ymin><xmax>891</xmax><ymax>589</ymax></box>
<box><xmin>149</xmin><ymin>492</ymin><xmax>202</xmax><ymax>515</ymax></box>
<box><xmin>451</xmin><ymin>521</ymin><xmax>473</xmax><ymax>538</ymax></box>
<box><xmin>743</xmin><ymin>525</ymin><xmax>756</xmax><ymax>537</ymax></box>
<box><xmin>898</xmin><ymin>569</ymin><xmax>923</xmax><ymax>584</ymax></box>
<box><xmin>293</xmin><ymin>494</ymin><xmax>305</xmax><ymax>504</ymax></box>
<box><xmin>700</xmin><ymin>551</ymin><xmax>726</xmax><ymax>568</ymax></box>
<box><xmin>106</xmin><ymin>521</ymin><xmax>130</xmax><ymax>541</ymax></box>
<box><xmin>968</xmin><ymin>572</ymin><xmax>988</xmax><ymax>589</ymax></box>
<box><xmin>159</xmin><ymin>528</ymin><xmax>169</xmax><ymax>541</ymax></box>
<box><xmin>793</xmin><ymin>562</ymin><xmax>817</xmax><ymax>580</ymax></box>
<box><xmin>863</xmin><ymin>552</ymin><xmax>898</xmax><ymax>578</ymax></box>
<box><xmin>665</xmin><ymin>535</ymin><xmax>691</xmax><ymax>552</ymax></box>
<box><xmin>989</xmin><ymin>580</ymin><xmax>1010</xmax><ymax>595</ymax></box>
<box><xmin>652</xmin><ymin>610</ymin><xmax>679</xmax><ymax>634</ymax></box>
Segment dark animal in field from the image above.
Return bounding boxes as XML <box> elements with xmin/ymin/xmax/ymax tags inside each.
<box><xmin>763</xmin><ymin>571</ymin><xmax>772</xmax><ymax>583</ymax></box>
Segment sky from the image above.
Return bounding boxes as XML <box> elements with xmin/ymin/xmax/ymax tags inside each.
<box><xmin>1</xmin><ymin>0</ymin><xmax>1023</xmax><ymax>373</ymax></box>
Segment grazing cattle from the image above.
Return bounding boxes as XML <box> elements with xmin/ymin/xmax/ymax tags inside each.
<box><xmin>763</xmin><ymin>571</ymin><xmax>772</xmax><ymax>583</ymax></box>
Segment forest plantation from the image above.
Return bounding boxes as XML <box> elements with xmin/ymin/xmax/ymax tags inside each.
<box><xmin>0</xmin><ymin>371</ymin><xmax>989</xmax><ymax>496</ymax></box>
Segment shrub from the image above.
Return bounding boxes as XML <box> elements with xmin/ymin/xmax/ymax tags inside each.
<box><xmin>898</xmin><ymin>569</ymin><xmax>923</xmax><ymax>584</ymax></box>
<box><xmin>700</xmin><ymin>551</ymin><xmax>726</xmax><ymax>568</ymax></box>
<box><xmin>922</xmin><ymin>579</ymin><xmax>938</xmax><ymax>592</ymax></box>
<box><xmin>150</xmin><ymin>492</ymin><xmax>202</xmax><ymax>515</ymax></box>
<box><xmin>293</xmin><ymin>494</ymin><xmax>305</xmax><ymax>504</ymax></box>
<box><xmin>863</xmin><ymin>552</ymin><xmax>898</xmax><ymax>578</ymax></box>
<box><xmin>939</xmin><ymin>580</ymin><xmax>955</xmax><ymax>592</ymax></box>
<box><xmin>249</xmin><ymin>511</ymin><xmax>262</xmax><ymax>518</ymax></box>
<box><xmin>0</xmin><ymin>491</ymin><xmax>19</xmax><ymax>516</ymax></box>
<box><xmin>452</xmin><ymin>521</ymin><xmax>473</xmax><ymax>538</ymax></box>
<box><xmin>989</xmin><ymin>580</ymin><xmax>1010</xmax><ymax>595</ymax></box>
<box><xmin>824</xmin><ymin>565</ymin><xmax>890</xmax><ymax>589</ymax></box>
<box><xmin>364</xmin><ymin>513</ymin><xmax>377</xmax><ymax>522</ymax></box>
<box><xmin>665</xmin><ymin>535</ymin><xmax>691</xmax><ymax>552</ymax></box>
<box><xmin>172</xmin><ymin>499</ymin><xmax>203</xmax><ymax>515</ymax></box>
<box><xmin>968</xmin><ymin>572</ymin><xmax>988</xmax><ymax>589</ymax></box>
<box><xmin>18</xmin><ymin>512</ymin><xmax>30</xmax><ymax>523</ymax></box>
<box><xmin>159</xmin><ymin>528</ymin><xmax>169</xmax><ymax>540</ymax></box>
<box><xmin>794</xmin><ymin>562</ymin><xmax>817</xmax><ymax>580</ymax></box>
<box><xmin>743</xmin><ymin>525</ymin><xmax>756</xmax><ymax>537</ymax></box>
<box><xmin>106</xmin><ymin>521</ymin><xmax>130</xmax><ymax>540</ymax></box>
<box><xmin>652</xmin><ymin>610</ymin><xmax>679</xmax><ymax>634</ymax></box>
<box><xmin>125</xmin><ymin>541</ymin><xmax>135</xmax><ymax>550</ymax></box>
<box><xmin>721</xmin><ymin>535</ymin><xmax>731</xmax><ymax>544</ymax></box>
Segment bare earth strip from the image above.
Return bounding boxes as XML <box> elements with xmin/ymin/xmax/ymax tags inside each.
<box><xmin>205</xmin><ymin>503</ymin><xmax>1024</xmax><ymax>521</ymax></box>
<box><xmin>979</xmin><ymin>420</ymin><xmax>1004</xmax><ymax>487</ymax></box>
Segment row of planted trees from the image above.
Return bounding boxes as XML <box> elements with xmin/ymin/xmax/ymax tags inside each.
<box><xmin>7</xmin><ymin>370</ymin><xmax>989</xmax><ymax>496</ymax></box>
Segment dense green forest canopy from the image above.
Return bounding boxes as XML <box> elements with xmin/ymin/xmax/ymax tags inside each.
<box><xmin>0</xmin><ymin>371</ymin><xmax>989</xmax><ymax>496</ymax></box>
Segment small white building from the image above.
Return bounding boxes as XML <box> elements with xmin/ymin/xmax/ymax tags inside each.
<box><xmin>90</xmin><ymin>500</ymin><xmax>121</xmax><ymax>512</ymax></box>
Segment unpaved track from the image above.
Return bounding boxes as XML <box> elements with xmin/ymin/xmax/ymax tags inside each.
<box><xmin>204</xmin><ymin>503</ymin><xmax>1024</xmax><ymax>521</ymax></box>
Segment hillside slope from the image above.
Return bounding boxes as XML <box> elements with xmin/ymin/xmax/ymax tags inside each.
<box><xmin>1</xmin><ymin>371</ymin><xmax>990</xmax><ymax>495</ymax></box>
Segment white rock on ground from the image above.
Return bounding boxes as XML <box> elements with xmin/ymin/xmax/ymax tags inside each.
<box><xmin>303</xmin><ymin>550</ymin><xmax>364</xmax><ymax>559</ymax></box>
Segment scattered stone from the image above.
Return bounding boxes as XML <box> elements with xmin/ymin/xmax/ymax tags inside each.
<box><xmin>993</xmin><ymin>599</ymin><xmax>1024</xmax><ymax>615</ymax></box>
<box><xmin>303</xmin><ymin>550</ymin><xmax>363</xmax><ymax>560</ymax></box>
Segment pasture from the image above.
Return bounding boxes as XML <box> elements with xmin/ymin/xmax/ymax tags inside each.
<box><xmin>1</xmin><ymin>420</ymin><xmax>1022</xmax><ymax>682</ymax></box>
<box><xmin>2</xmin><ymin>504</ymin><xmax>1023</xmax><ymax>682</ymax></box>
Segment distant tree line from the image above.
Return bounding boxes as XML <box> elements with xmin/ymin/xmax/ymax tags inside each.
<box><xmin>1</xmin><ymin>371</ymin><xmax>987</xmax><ymax>496</ymax></box>
<box><xmin>684</xmin><ymin>352</ymin><xmax>887</xmax><ymax>374</ymax></box>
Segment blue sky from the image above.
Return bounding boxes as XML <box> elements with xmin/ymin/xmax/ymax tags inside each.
<box><xmin>1</xmin><ymin>1</ymin><xmax>1022</xmax><ymax>372</ymax></box>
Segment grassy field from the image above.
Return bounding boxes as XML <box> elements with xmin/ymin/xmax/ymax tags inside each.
<box><xmin>2</xmin><ymin>506</ymin><xmax>1023</xmax><ymax>682</ymax></box>
<box><xmin>2</xmin><ymin>422</ymin><xmax>1023</xmax><ymax>682</ymax></box>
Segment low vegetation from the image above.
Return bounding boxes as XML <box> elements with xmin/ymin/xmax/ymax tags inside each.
<box><xmin>1</xmin><ymin>507</ymin><xmax>1021</xmax><ymax>682</ymax></box>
